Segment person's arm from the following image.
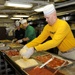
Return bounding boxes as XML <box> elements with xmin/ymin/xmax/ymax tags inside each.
<box><xmin>26</xmin><ymin>25</ymin><xmax>50</xmax><ymax>48</ymax></box>
<box><xmin>22</xmin><ymin>37</ymin><xmax>29</xmax><ymax>41</ymax></box>
<box><xmin>12</xmin><ymin>38</ymin><xmax>17</xmax><ymax>43</ymax></box>
<box><xmin>19</xmin><ymin>25</ymin><xmax>49</xmax><ymax>58</ymax></box>
<box><xmin>15</xmin><ymin>30</ymin><xmax>18</xmax><ymax>39</ymax></box>
<box><xmin>22</xmin><ymin>29</ymin><xmax>25</xmax><ymax>38</ymax></box>
<box><xmin>35</xmin><ymin>22</ymin><xmax>70</xmax><ymax>51</ymax></box>
<box><xmin>12</xmin><ymin>30</ymin><xmax>18</xmax><ymax>42</ymax></box>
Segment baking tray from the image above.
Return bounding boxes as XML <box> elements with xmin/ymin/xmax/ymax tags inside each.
<box><xmin>3</xmin><ymin>49</ymin><xmax>19</xmax><ymax>57</ymax></box>
<box><xmin>0</xmin><ymin>39</ymin><xmax>11</xmax><ymax>43</ymax></box>
<box><xmin>23</xmin><ymin>66</ymin><xmax>65</xmax><ymax>75</ymax></box>
<box><xmin>32</xmin><ymin>51</ymin><xmax>73</xmax><ymax>69</ymax></box>
<box><xmin>6</xmin><ymin>43</ymin><xmax>23</xmax><ymax>48</ymax></box>
<box><xmin>0</xmin><ymin>43</ymin><xmax>10</xmax><ymax>50</ymax></box>
<box><xmin>0</xmin><ymin>46</ymin><xmax>10</xmax><ymax>50</ymax></box>
<box><xmin>10</xmin><ymin>55</ymin><xmax>39</xmax><ymax>69</ymax></box>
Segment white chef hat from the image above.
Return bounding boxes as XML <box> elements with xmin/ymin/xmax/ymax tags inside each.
<box><xmin>43</xmin><ymin>4</ymin><xmax>56</xmax><ymax>16</ymax></box>
<box><xmin>21</xmin><ymin>19</ymin><xmax>27</xmax><ymax>24</ymax></box>
<box><xmin>15</xmin><ymin>20</ymin><xmax>20</xmax><ymax>26</ymax></box>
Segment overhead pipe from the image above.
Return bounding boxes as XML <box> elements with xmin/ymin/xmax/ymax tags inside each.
<box><xmin>56</xmin><ymin>1</ymin><xmax>75</xmax><ymax>9</ymax></box>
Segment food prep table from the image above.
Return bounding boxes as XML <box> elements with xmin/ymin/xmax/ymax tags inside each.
<box><xmin>0</xmin><ymin>40</ymin><xmax>75</xmax><ymax>75</ymax></box>
<box><xmin>0</xmin><ymin>51</ymin><xmax>27</xmax><ymax>75</ymax></box>
<box><xmin>0</xmin><ymin>50</ymin><xmax>75</xmax><ymax>75</ymax></box>
<box><xmin>0</xmin><ymin>40</ymin><xmax>24</xmax><ymax>75</ymax></box>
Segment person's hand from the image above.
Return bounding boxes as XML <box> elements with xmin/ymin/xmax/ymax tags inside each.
<box><xmin>19</xmin><ymin>45</ymin><xmax>34</xmax><ymax>58</ymax></box>
<box><xmin>12</xmin><ymin>39</ymin><xmax>17</xmax><ymax>43</ymax></box>
<box><xmin>16</xmin><ymin>39</ymin><xmax>23</xmax><ymax>43</ymax></box>
<box><xmin>19</xmin><ymin>45</ymin><xmax>29</xmax><ymax>54</ymax></box>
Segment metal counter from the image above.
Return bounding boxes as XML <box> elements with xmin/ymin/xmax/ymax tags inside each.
<box><xmin>0</xmin><ymin>51</ymin><xmax>75</xmax><ymax>75</ymax></box>
<box><xmin>0</xmin><ymin>51</ymin><xmax>27</xmax><ymax>75</ymax></box>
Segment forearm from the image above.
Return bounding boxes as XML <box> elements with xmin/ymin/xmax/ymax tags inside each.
<box><xmin>22</xmin><ymin>37</ymin><xmax>29</xmax><ymax>42</ymax></box>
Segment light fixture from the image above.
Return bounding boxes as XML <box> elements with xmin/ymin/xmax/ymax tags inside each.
<box><xmin>10</xmin><ymin>17</ymin><xmax>21</xmax><ymax>20</ymax></box>
<box><xmin>0</xmin><ymin>15</ymin><xmax>8</xmax><ymax>17</ymax></box>
<box><xmin>4</xmin><ymin>1</ymin><xmax>33</xmax><ymax>8</ymax></box>
<box><xmin>34</xmin><ymin>6</ymin><xmax>44</xmax><ymax>12</ymax></box>
<box><xmin>13</xmin><ymin>15</ymin><xmax>29</xmax><ymax>17</ymax></box>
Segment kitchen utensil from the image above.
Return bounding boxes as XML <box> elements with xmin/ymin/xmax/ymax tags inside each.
<box><xmin>53</xmin><ymin>61</ymin><xmax>67</xmax><ymax>75</ymax></box>
<box><xmin>40</xmin><ymin>57</ymin><xmax>54</xmax><ymax>68</ymax></box>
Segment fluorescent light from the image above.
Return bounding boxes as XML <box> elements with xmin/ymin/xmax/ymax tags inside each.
<box><xmin>34</xmin><ymin>7</ymin><xmax>44</xmax><ymax>12</ymax></box>
<box><xmin>5</xmin><ymin>1</ymin><xmax>33</xmax><ymax>8</ymax></box>
<box><xmin>10</xmin><ymin>17</ymin><xmax>21</xmax><ymax>19</ymax></box>
<box><xmin>13</xmin><ymin>15</ymin><xmax>29</xmax><ymax>17</ymax></box>
<box><xmin>0</xmin><ymin>15</ymin><xmax>8</xmax><ymax>17</ymax></box>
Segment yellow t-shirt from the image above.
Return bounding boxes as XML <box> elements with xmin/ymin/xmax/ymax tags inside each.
<box><xmin>26</xmin><ymin>18</ymin><xmax>75</xmax><ymax>52</ymax></box>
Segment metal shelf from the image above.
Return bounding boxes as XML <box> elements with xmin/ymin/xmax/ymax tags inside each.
<box><xmin>0</xmin><ymin>51</ymin><xmax>27</xmax><ymax>75</ymax></box>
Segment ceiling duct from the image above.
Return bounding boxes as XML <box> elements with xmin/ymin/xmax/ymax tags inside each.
<box><xmin>55</xmin><ymin>0</ymin><xmax>75</xmax><ymax>8</ymax></box>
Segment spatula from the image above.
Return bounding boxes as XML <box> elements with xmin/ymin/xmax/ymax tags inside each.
<box><xmin>40</xmin><ymin>57</ymin><xmax>54</xmax><ymax>68</ymax></box>
<box><xmin>53</xmin><ymin>60</ymin><xmax>67</xmax><ymax>75</ymax></box>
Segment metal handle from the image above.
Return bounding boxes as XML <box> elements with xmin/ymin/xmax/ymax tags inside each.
<box><xmin>40</xmin><ymin>57</ymin><xmax>54</xmax><ymax>68</ymax></box>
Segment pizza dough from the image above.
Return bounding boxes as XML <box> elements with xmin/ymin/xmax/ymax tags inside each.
<box><xmin>15</xmin><ymin>59</ymin><xmax>38</xmax><ymax>68</ymax></box>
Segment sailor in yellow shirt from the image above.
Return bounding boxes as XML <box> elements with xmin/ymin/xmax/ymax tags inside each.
<box><xmin>19</xmin><ymin>4</ymin><xmax>75</xmax><ymax>60</ymax></box>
